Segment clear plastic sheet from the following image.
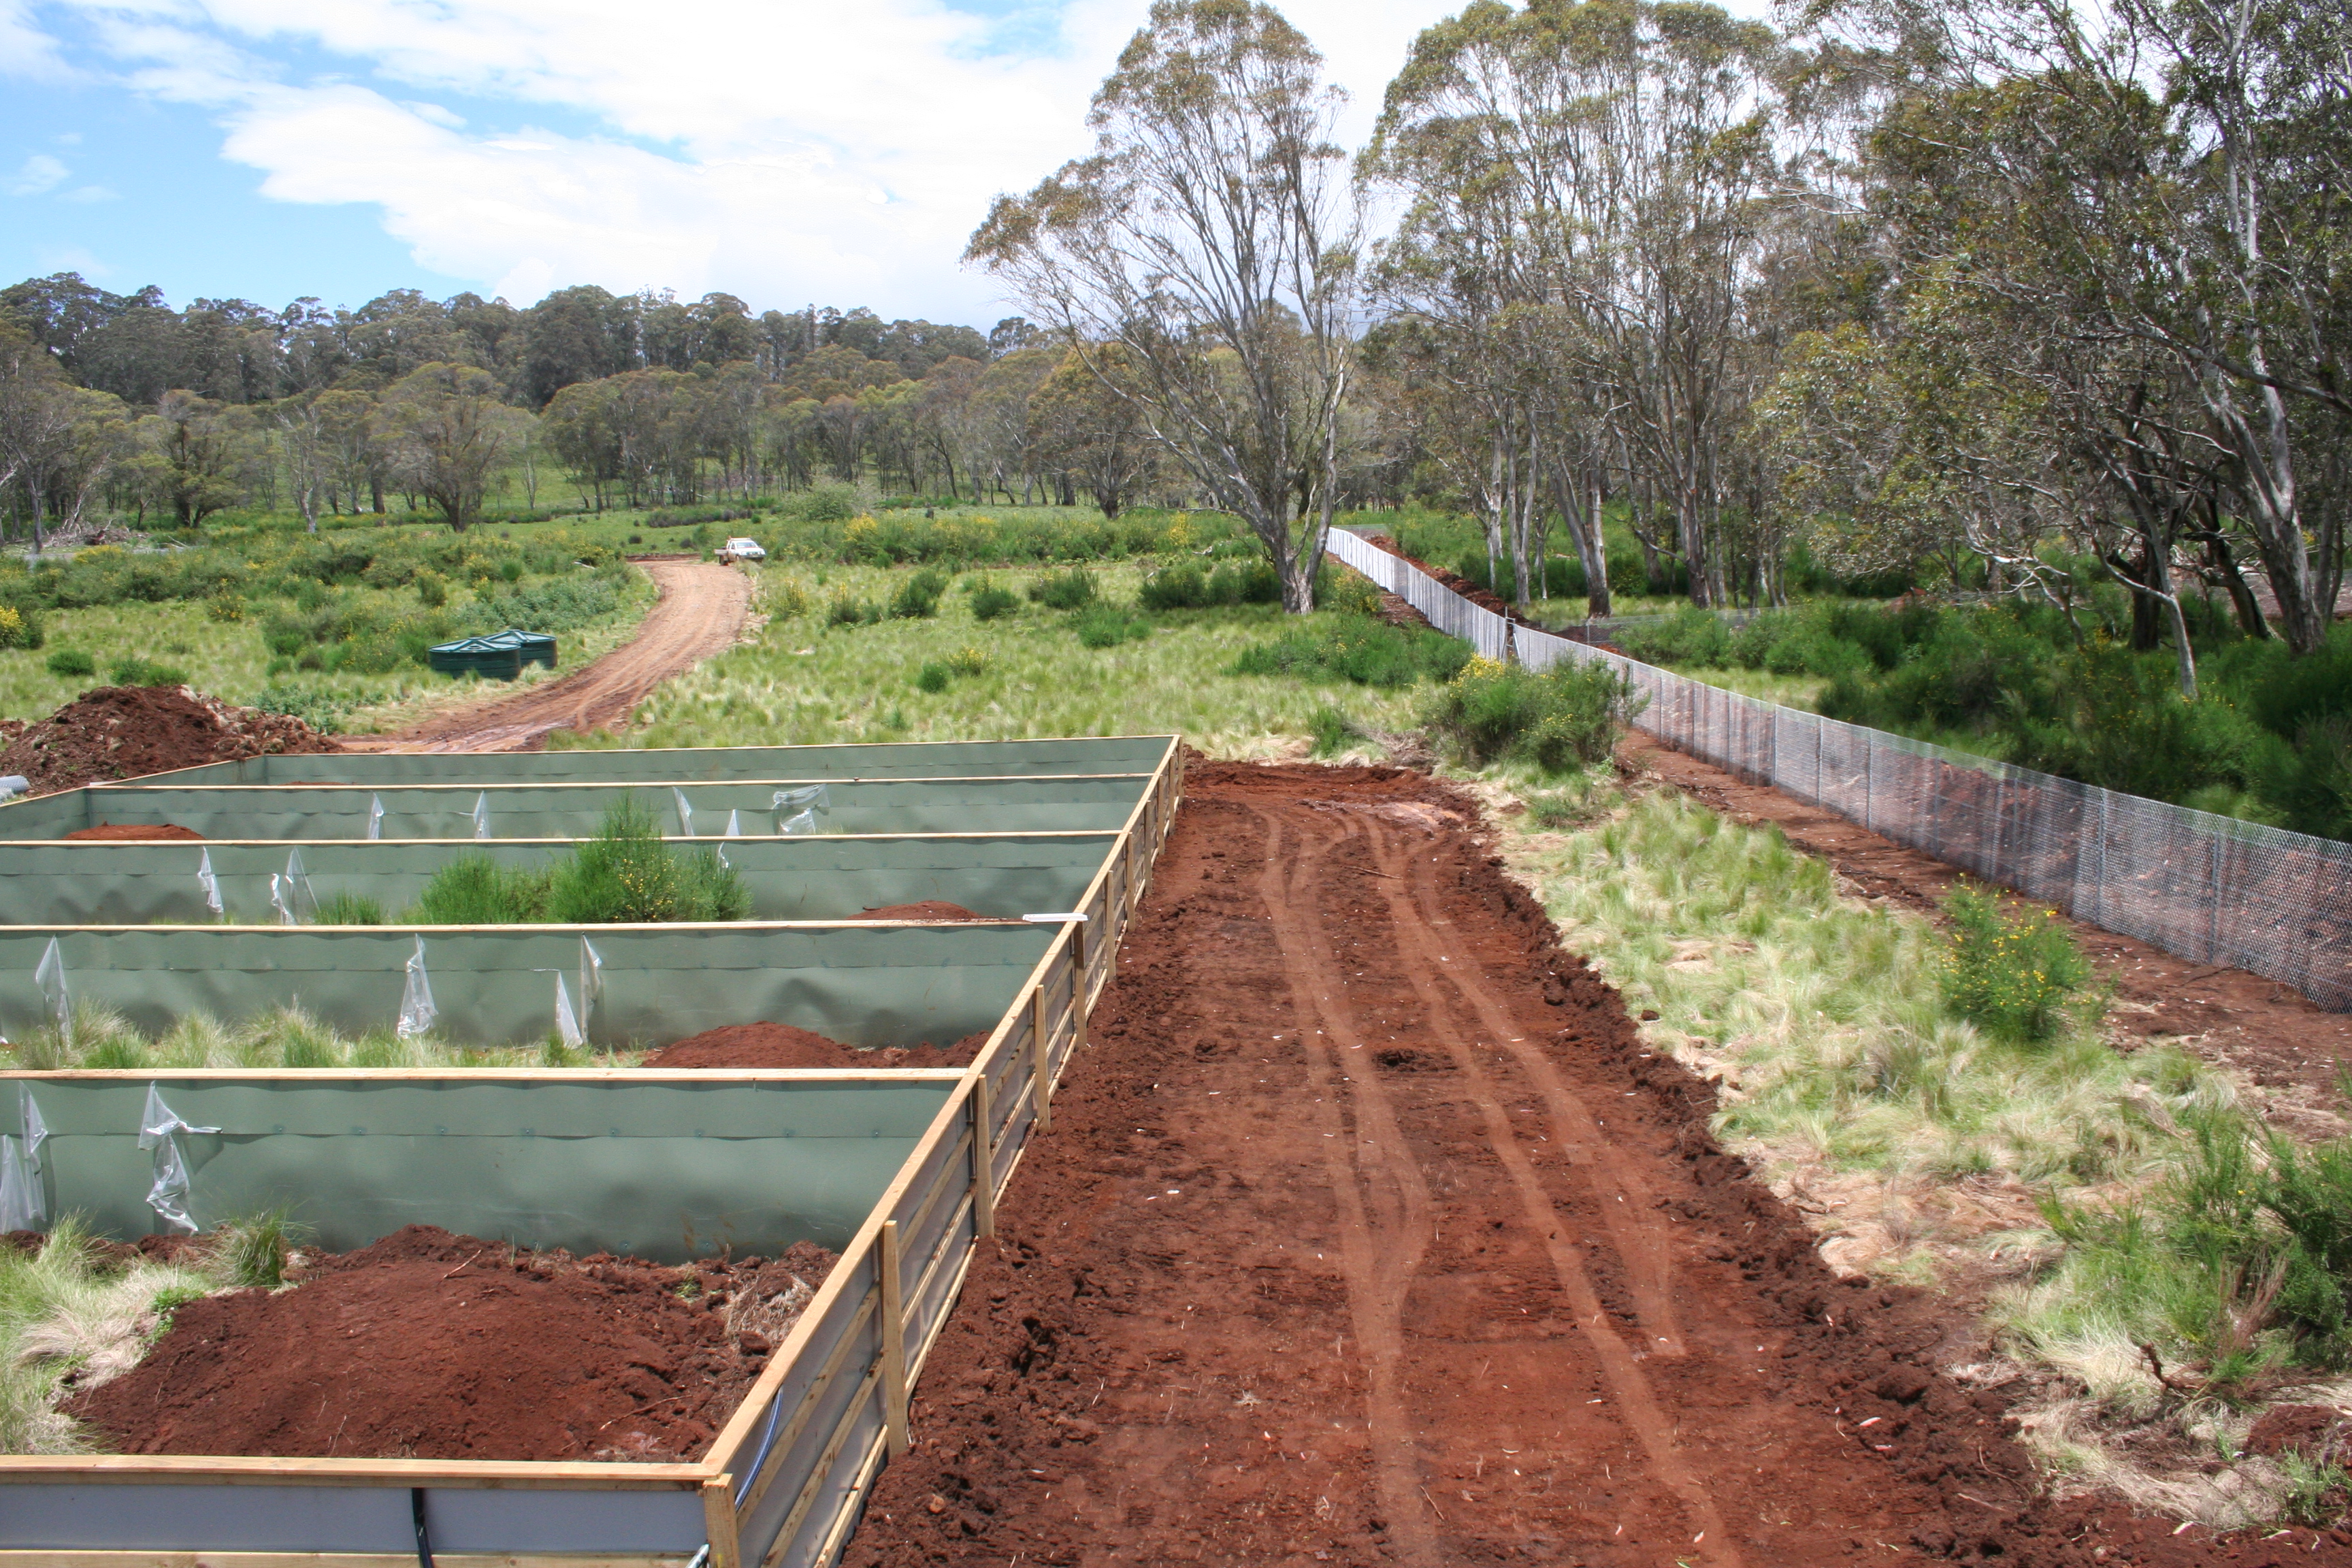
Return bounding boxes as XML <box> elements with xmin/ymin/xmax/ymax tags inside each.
<box><xmin>33</xmin><ymin>936</ymin><xmax>67</xmax><ymax>1045</ymax></box>
<box><xmin>195</xmin><ymin>848</ymin><xmax>223</xmax><ymax>917</ymax></box>
<box><xmin>137</xmin><ymin>1084</ymin><xmax>220</xmax><ymax>1235</ymax></box>
<box><xmin>774</xmin><ymin>783</ymin><xmax>830</xmax><ymax>836</ymax></box>
<box><xmin>397</xmin><ymin>936</ymin><xmax>438</xmax><ymax>1039</ymax></box>
<box><xmin>674</xmin><ymin>787</ymin><xmax>696</xmax><ymax>838</ymax></box>
<box><xmin>367</xmin><ymin>793</ymin><xmax>385</xmax><ymax>840</ymax></box>
<box><xmin>472</xmin><ymin>791</ymin><xmax>491</xmax><ymax>840</ymax></box>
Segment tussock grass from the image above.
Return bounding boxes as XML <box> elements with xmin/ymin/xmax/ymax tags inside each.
<box><xmin>10</xmin><ymin>1001</ymin><xmax>625</xmax><ymax>1071</ymax></box>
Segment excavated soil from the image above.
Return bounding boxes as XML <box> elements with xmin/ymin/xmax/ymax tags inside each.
<box><xmin>859</xmin><ymin>901</ymin><xmax>993</xmax><ymax>921</ymax></box>
<box><xmin>643</xmin><ymin>1022</ymin><xmax>987</xmax><ymax>1070</ymax></box>
<box><xmin>66</xmin><ymin>1224</ymin><xmax>836</xmax><ymax>1463</ymax></box>
<box><xmin>1620</xmin><ymin>734</ymin><xmax>2352</xmax><ymax>1117</ymax></box>
<box><xmin>842</xmin><ymin>760</ymin><xmax>2348</xmax><ymax>1567</ymax></box>
<box><xmin>61</xmin><ymin>822</ymin><xmax>203</xmax><ymax>840</ymax></box>
<box><xmin>0</xmin><ymin>685</ymin><xmax>337</xmax><ymax>796</ymax></box>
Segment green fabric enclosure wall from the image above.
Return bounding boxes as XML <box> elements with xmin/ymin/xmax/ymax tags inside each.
<box><xmin>0</xmin><ymin>923</ymin><xmax>1052</xmax><ymax>1047</ymax></box>
<box><xmin>0</xmin><ymin>833</ymin><xmax>1117</xmax><ymax>926</ymax></box>
<box><xmin>4</xmin><ymin>776</ymin><xmax>1149</xmax><ymax>840</ymax></box>
<box><xmin>1</xmin><ymin>1075</ymin><xmax>955</xmax><ymax>1260</ymax></box>
<box><xmin>79</xmin><ymin>736</ymin><xmax>1177</xmax><ymax>789</ymax></box>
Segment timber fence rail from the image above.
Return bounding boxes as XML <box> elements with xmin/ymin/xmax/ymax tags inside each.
<box><xmin>1326</xmin><ymin>527</ymin><xmax>2352</xmax><ymax>1013</ymax></box>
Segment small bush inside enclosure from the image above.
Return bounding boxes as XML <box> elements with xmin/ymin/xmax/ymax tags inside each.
<box><xmin>544</xmin><ymin>798</ymin><xmax>750</xmax><ymax>924</ymax></box>
<box><xmin>1029</xmin><ymin>568</ymin><xmax>1098</xmax><ymax>610</ymax></box>
<box><xmin>411</xmin><ymin>854</ymin><xmax>556</xmax><ymax>925</ymax></box>
<box><xmin>43</xmin><ymin>649</ymin><xmax>93</xmax><ymax>678</ymax></box>
<box><xmin>314</xmin><ymin>892</ymin><xmax>387</xmax><ymax>926</ymax></box>
<box><xmin>1938</xmin><ymin>886</ymin><xmax>2097</xmax><ymax>1043</ymax></box>
<box><xmin>1421</xmin><ymin>657</ymin><xmax>1646</xmax><ymax>773</ymax></box>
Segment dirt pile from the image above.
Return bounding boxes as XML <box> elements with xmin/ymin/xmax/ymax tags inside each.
<box><xmin>0</xmin><ymin>685</ymin><xmax>338</xmax><ymax>796</ymax></box>
<box><xmin>840</xmin><ymin>759</ymin><xmax>2329</xmax><ymax>1567</ymax></box>
<box><xmin>66</xmin><ymin>1224</ymin><xmax>836</xmax><ymax>1463</ymax></box>
<box><xmin>644</xmin><ymin>1022</ymin><xmax>987</xmax><ymax>1069</ymax></box>
<box><xmin>857</xmin><ymin>901</ymin><xmax>992</xmax><ymax>922</ymax></box>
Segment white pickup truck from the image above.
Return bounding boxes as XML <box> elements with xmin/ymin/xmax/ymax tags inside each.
<box><xmin>717</xmin><ymin>536</ymin><xmax>766</xmax><ymax>562</ymax></box>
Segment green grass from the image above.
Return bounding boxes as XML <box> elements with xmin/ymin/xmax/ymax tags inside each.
<box><xmin>1667</xmin><ymin>664</ymin><xmax>1831</xmax><ymax>710</ymax></box>
<box><xmin>553</xmin><ymin>561</ymin><xmax>1429</xmax><ymax>760</ymax></box>
<box><xmin>0</xmin><ymin>570</ymin><xmax>655</xmax><ymax>733</ymax></box>
<box><xmin>11</xmin><ymin>1000</ymin><xmax>629</xmax><ymax>1071</ymax></box>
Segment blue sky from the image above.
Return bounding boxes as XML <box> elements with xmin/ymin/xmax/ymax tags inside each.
<box><xmin>0</xmin><ymin>0</ymin><xmax>1765</xmax><ymax>325</ymax></box>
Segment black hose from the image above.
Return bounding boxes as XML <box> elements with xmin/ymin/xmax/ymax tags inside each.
<box><xmin>412</xmin><ymin>1486</ymin><xmax>435</xmax><ymax>1568</ymax></box>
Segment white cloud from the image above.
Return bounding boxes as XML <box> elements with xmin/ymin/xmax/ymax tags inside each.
<box><xmin>27</xmin><ymin>0</ymin><xmax>1722</xmax><ymax>315</ymax></box>
<box><xmin>0</xmin><ymin>0</ymin><xmax>73</xmax><ymax>78</ymax></box>
<box><xmin>61</xmin><ymin>184</ymin><xmax>118</xmax><ymax>202</ymax></box>
<box><xmin>5</xmin><ymin>152</ymin><xmax>69</xmax><ymax>195</ymax></box>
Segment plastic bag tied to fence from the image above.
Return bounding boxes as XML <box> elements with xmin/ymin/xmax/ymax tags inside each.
<box><xmin>397</xmin><ymin>936</ymin><xmax>438</xmax><ymax>1040</ymax></box>
<box><xmin>367</xmin><ymin>793</ymin><xmax>385</xmax><ymax>841</ymax></box>
<box><xmin>137</xmin><ymin>1084</ymin><xmax>219</xmax><ymax>1235</ymax></box>
<box><xmin>0</xmin><ymin>1087</ymin><xmax>51</xmax><ymax>1232</ymax></box>
<box><xmin>268</xmin><ymin>848</ymin><xmax>318</xmax><ymax>927</ymax></box>
<box><xmin>472</xmin><ymin>792</ymin><xmax>491</xmax><ymax>841</ymax></box>
<box><xmin>33</xmin><ymin>936</ymin><xmax>68</xmax><ymax>1047</ymax></box>
<box><xmin>196</xmin><ymin>847</ymin><xmax>223</xmax><ymax>917</ymax></box>
<box><xmin>772</xmin><ymin>784</ymin><xmax>830</xmax><ymax>836</ymax></box>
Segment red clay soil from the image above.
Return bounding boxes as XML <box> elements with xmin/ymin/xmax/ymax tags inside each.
<box><xmin>1620</xmin><ymin>732</ymin><xmax>2352</xmax><ymax>1114</ymax></box>
<box><xmin>61</xmin><ymin>821</ymin><xmax>203</xmax><ymax>840</ymax></box>
<box><xmin>67</xmin><ymin>1224</ymin><xmax>836</xmax><ymax>1463</ymax></box>
<box><xmin>0</xmin><ymin>685</ymin><xmax>337</xmax><ymax>796</ymax></box>
<box><xmin>841</xmin><ymin>760</ymin><xmax>2342</xmax><ymax>1568</ymax></box>
<box><xmin>642</xmin><ymin>1022</ymin><xmax>987</xmax><ymax>1070</ymax></box>
<box><xmin>859</xmin><ymin>901</ymin><xmax>992</xmax><ymax>921</ymax></box>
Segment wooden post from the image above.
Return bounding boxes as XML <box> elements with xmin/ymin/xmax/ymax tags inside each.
<box><xmin>701</xmin><ymin>1474</ymin><xmax>742</xmax><ymax>1568</ymax></box>
<box><xmin>879</xmin><ymin>1222</ymin><xmax>909</xmax><ymax>1459</ymax></box>
<box><xmin>972</xmin><ymin>1078</ymin><xmax>996</xmax><ymax>1239</ymax></box>
<box><xmin>1029</xmin><ymin>982</ymin><xmax>1052</xmax><ymax>1134</ymax></box>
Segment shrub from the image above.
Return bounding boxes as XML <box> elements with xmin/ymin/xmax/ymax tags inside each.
<box><xmin>110</xmin><ymin>656</ymin><xmax>189</xmax><ymax>687</ymax></box>
<box><xmin>1938</xmin><ymin>885</ymin><xmax>2095</xmax><ymax>1042</ymax></box>
<box><xmin>252</xmin><ymin>685</ymin><xmax>355</xmax><ymax>734</ymax></box>
<box><xmin>412</xmin><ymin>854</ymin><xmax>553</xmax><ymax>924</ymax></box>
<box><xmin>1420</xmin><ymin>656</ymin><xmax>1645</xmax><ymax>773</ymax></box>
<box><xmin>1139</xmin><ymin>559</ymin><xmax>1283</xmax><ymax>610</ymax></box>
<box><xmin>203</xmin><ymin>593</ymin><xmax>244</xmax><ymax>623</ymax></box>
<box><xmin>946</xmin><ymin>645</ymin><xmax>987</xmax><ymax>676</ymax></box>
<box><xmin>43</xmin><ymin>649</ymin><xmax>93</xmax><ymax>678</ymax></box>
<box><xmin>314</xmin><ymin>892</ymin><xmax>385</xmax><ymax>926</ymax></box>
<box><xmin>889</xmin><ymin>568</ymin><xmax>949</xmax><ymax>620</ymax></box>
<box><xmin>1075</xmin><ymin>604</ymin><xmax>1152</xmax><ymax>648</ymax></box>
<box><xmin>1308</xmin><ymin>704</ymin><xmax>1363</xmax><ymax>757</ymax></box>
<box><xmin>1616</xmin><ymin>604</ymin><xmax>1734</xmax><ymax>667</ymax></box>
<box><xmin>826</xmin><ymin>591</ymin><xmax>877</xmax><ymax>627</ymax></box>
<box><xmin>766</xmin><ymin>580</ymin><xmax>813</xmax><ymax>620</ymax></box>
<box><xmin>1030</xmin><ymin>568</ymin><xmax>1098</xmax><ymax>610</ymax></box>
<box><xmin>970</xmin><ymin>584</ymin><xmax>1019</xmax><ymax>621</ymax></box>
<box><xmin>1232</xmin><ymin>621</ymin><xmax>1468</xmax><ymax>689</ymax></box>
<box><xmin>0</xmin><ymin>603</ymin><xmax>40</xmax><ymax>650</ymax></box>
<box><xmin>415</xmin><ymin>572</ymin><xmax>448</xmax><ymax>608</ymax></box>
<box><xmin>545</xmin><ymin>798</ymin><xmax>749</xmax><ymax>923</ymax></box>
<box><xmin>915</xmin><ymin>662</ymin><xmax>951</xmax><ymax>693</ymax></box>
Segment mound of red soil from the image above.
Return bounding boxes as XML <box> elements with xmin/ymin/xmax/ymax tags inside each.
<box><xmin>858</xmin><ymin>901</ymin><xmax>991</xmax><ymax>921</ymax></box>
<box><xmin>643</xmin><ymin>1022</ymin><xmax>986</xmax><ymax>1069</ymax></box>
<box><xmin>0</xmin><ymin>685</ymin><xmax>338</xmax><ymax>797</ymax></box>
<box><xmin>61</xmin><ymin>822</ymin><xmax>203</xmax><ymax>840</ymax></box>
<box><xmin>66</xmin><ymin>1224</ymin><xmax>836</xmax><ymax>1463</ymax></box>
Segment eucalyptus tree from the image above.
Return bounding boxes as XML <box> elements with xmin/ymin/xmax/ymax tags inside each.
<box><xmin>966</xmin><ymin>0</ymin><xmax>1360</xmax><ymax>611</ymax></box>
<box><xmin>378</xmin><ymin>363</ymin><xmax>510</xmax><ymax>532</ymax></box>
<box><xmin>1806</xmin><ymin>0</ymin><xmax>2351</xmax><ymax>653</ymax></box>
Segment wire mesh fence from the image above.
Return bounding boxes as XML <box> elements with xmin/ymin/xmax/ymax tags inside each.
<box><xmin>1327</xmin><ymin>527</ymin><xmax>2352</xmax><ymax>1012</ymax></box>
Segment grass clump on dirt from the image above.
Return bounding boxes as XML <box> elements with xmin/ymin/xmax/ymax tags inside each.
<box><xmin>1424</xmin><ymin>657</ymin><xmax>1646</xmax><ymax>772</ymax></box>
<box><xmin>313</xmin><ymin>892</ymin><xmax>387</xmax><ymax>926</ymax></box>
<box><xmin>0</xmin><ymin>1213</ymin><xmax>311</xmax><ymax>1454</ymax></box>
<box><xmin>7</xmin><ymin>1000</ymin><xmax>617</xmax><ymax>1072</ymax></box>
<box><xmin>402</xmin><ymin>800</ymin><xmax>747</xmax><ymax>925</ymax></box>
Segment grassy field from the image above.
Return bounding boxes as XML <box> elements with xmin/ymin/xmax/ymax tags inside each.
<box><xmin>557</xmin><ymin>561</ymin><xmax>1426</xmax><ymax>759</ymax></box>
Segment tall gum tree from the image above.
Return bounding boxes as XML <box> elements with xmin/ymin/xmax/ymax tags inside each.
<box><xmin>965</xmin><ymin>0</ymin><xmax>1360</xmax><ymax>612</ymax></box>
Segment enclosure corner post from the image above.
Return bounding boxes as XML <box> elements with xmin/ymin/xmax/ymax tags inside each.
<box><xmin>701</xmin><ymin>1474</ymin><xmax>742</xmax><ymax>1568</ymax></box>
<box><xmin>880</xmin><ymin>1220</ymin><xmax>911</xmax><ymax>1460</ymax></box>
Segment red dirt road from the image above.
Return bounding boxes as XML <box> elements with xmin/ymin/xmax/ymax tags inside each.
<box><xmin>365</xmin><ymin>559</ymin><xmax>751</xmax><ymax>753</ymax></box>
<box><xmin>848</xmin><ymin>762</ymin><xmax>2074</xmax><ymax>1567</ymax></box>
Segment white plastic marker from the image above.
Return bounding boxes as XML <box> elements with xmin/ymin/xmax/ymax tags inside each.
<box><xmin>725</xmin><ymin>808</ymin><xmax>742</xmax><ymax>837</ymax></box>
<box><xmin>367</xmin><ymin>793</ymin><xmax>385</xmax><ymax>840</ymax></box>
<box><xmin>673</xmin><ymin>787</ymin><xmax>696</xmax><ymax>838</ymax></box>
<box><xmin>551</xmin><ymin>973</ymin><xmax>586</xmax><ymax>1049</ymax></box>
<box><xmin>472</xmin><ymin>792</ymin><xmax>491</xmax><ymax>841</ymax></box>
<box><xmin>137</xmin><ymin>1084</ymin><xmax>220</xmax><ymax>1235</ymax></box>
<box><xmin>397</xmin><ymin>936</ymin><xmax>438</xmax><ymax>1039</ymax></box>
<box><xmin>196</xmin><ymin>848</ymin><xmax>223</xmax><ymax>916</ymax></box>
<box><xmin>33</xmin><ymin>938</ymin><xmax>68</xmax><ymax>1045</ymax></box>
<box><xmin>578</xmin><ymin>937</ymin><xmax>604</xmax><ymax>1018</ymax></box>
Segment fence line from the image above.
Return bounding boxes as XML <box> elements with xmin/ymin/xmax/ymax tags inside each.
<box><xmin>1326</xmin><ymin>528</ymin><xmax>2352</xmax><ymax>1013</ymax></box>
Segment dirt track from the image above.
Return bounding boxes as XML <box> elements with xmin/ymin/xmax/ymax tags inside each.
<box><xmin>372</xmin><ymin>559</ymin><xmax>750</xmax><ymax>753</ymax></box>
<box><xmin>848</xmin><ymin>762</ymin><xmax>2105</xmax><ymax>1567</ymax></box>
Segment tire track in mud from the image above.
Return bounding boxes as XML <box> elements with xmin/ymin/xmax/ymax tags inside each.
<box><xmin>845</xmin><ymin>761</ymin><xmax>2052</xmax><ymax>1568</ymax></box>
